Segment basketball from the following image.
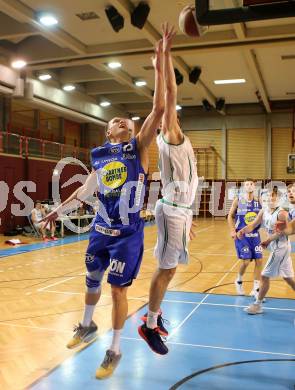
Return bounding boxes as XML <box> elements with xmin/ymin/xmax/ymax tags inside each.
<box><xmin>179</xmin><ymin>5</ymin><xmax>208</xmax><ymax>37</ymax></box>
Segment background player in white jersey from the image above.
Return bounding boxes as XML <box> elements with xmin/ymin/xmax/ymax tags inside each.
<box><xmin>276</xmin><ymin>183</ymin><xmax>295</xmax><ymax>234</ymax></box>
<box><xmin>138</xmin><ymin>23</ymin><xmax>198</xmax><ymax>355</ymax></box>
<box><xmin>228</xmin><ymin>179</ymin><xmax>263</xmax><ymax>298</ymax></box>
<box><xmin>238</xmin><ymin>190</ymin><xmax>295</xmax><ymax>314</ymax></box>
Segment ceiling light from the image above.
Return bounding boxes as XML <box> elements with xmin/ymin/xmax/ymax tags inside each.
<box><xmin>100</xmin><ymin>101</ymin><xmax>111</xmax><ymax>107</ymax></box>
<box><xmin>176</xmin><ymin>105</ymin><xmax>182</xmax><ymax>111</ymax></box>
<box><xmin>108</xmin><ymin>62</ymin><xmax>122</xmax><ymax>69</ymax></box>
<box><xmin>39</xmin><ymin>14</ymin><xmax>58</xmax><ymax>26</ymax></box>
<box><xmin>135</xmin><ymin>80</ymin><xmax>147</xmax><ymax>87</ymax></box>
<box><xmin>11</xmin><ymin>60</ymin><xmax>27</xmax><ymax>69</ymax></box>
<box><xmin>214</xmin><ymin>79</ymin><xmax>246</xmax><ymax>85</ymax></box>
<box><xmin>132</xmin><ymin>116</ymin><xmax>140</xmax><ymax>121</ymax></box>
<box><xmin>38</xmin><ymin>74</ymin><xmax>52</xmax><ymax>81</ymax></box>
<box><xmin>63</xmin><ymin>84</ymin><xmax>76</xmax><ymax>91</ymax></box>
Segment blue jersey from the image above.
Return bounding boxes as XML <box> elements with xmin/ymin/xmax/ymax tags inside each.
<box><xmin>234</xmin><ymin>197</ymin><xmax>262</xmax><ymax>260</ymax></box>
<box><xmin>235</xmin><ymin>197</ymin><xmax>261</xmax><ymax>233</ymax></box>
<box><xmin>91</xmin><ymin>137</ymin><xmax>147</xmax><ymax>226</ymax></box>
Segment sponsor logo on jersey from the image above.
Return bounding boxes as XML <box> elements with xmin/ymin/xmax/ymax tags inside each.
<box><xmin>110</xmin><ymin>146</ymin><xmax>120</xmax><ymax>154</ymax></box>
<box><xmin>123</xmin><ymin>143</ymin><xmax>133</xmax><ymax>152</ymax></box>
<box><xmin>85</xmin><ymin>253</ymin><xmax>95</xmax><ymax>263</ymax></box>
<box><xmin>110</xmin><ymin>258</ymin><xmax>126</xmax><ymax>275</ymax></box>
<box><xmin>101</xmin><ymin>161</ymin><xmax>128</xmax><ymax>189</ymax></box>
<box><xmin>95</xmin><ymin>224</ymin><xmax>121</xmax><ymax>236</ymax></box>
<box><xmin>123</xmin><ymin>153</ymin><xmax>136</xmax><ymax>160</ymax></box>
<box><xmin>244</xmin><ymin>211</ymin><xmax>257</xmax><ymax>225</ymax></box>
<box><xmin>245</xmin><ymin>232</ymin><xmax>258</xmax><ymax>238</ymax></box>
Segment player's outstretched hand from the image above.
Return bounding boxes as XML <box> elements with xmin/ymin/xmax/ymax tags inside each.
<box><xmin>189</xmin><ymin>221</ymin><xmax>197</xmax><ymax>241</ymax></box>
<box><xmin>161</xmin><ymin>22</ymin><xmax>176</xmax><ymax>53</ymax></box>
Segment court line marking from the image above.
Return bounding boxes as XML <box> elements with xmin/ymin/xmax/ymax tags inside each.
<box><xmin>36</xmin><ymin>246</ymin><xmax>155</xmax><ymax>293</ymax></box>
<box><xmin>37</xmin><ymin>276</ymin><xmax>77</xmax><ymax>292</ymax></box>
<box><xmin>15</xmin><ymin>289</ymin><xmax>295</xmax><ymax>312</ymax></box>
<box><xmin>168</xmin><ymin>259</ymin><xmax>240</xmax><ymax>339</ymax></box>
<box><xmin>0</xmin><ymin>322</ymin><xmax>72</xmax><ymax>333</ymax></box>
<box><xmin>120</xmin><ymin>335</ymin><xmax>295</xmax><ymax>358</ymax></box>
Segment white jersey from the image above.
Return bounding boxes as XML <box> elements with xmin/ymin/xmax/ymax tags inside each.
<box><xmin>262</xmin><ymin>207</ymin><xmax>289</xmax><ymax>251</ymax></box>
<box><xmin>32</xmin><ymin>208</ymin><xmax>43</xmax><ymax>222</ymax></box>
<box><xmin>157</xmin><ymin>133</ymin><xmax>198</xmax><ymax>206</ymax></box>
<box><xmin>262</xmin><ymin>207</ymin><xmax>293</xmax><ymax>278</ymax></box>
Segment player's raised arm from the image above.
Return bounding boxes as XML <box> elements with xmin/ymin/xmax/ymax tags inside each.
<box><xmin>136</xmin><ymin>40</ymin><xmax>164</xmax><ymax>149</ymax></box>
<box><xmin>161</xmin><ymin>22</ymin><xmax>178</xmax><ymax>135</ymax></box>
<box><xmin>41</xmin><ymin>170</ymin><xmax>98</xmax><ymax>228</ymax></box>
<box><xmin>237</xmin><ymin>209</ymin><xmax>264</xmax><ymax>239</ymax></box>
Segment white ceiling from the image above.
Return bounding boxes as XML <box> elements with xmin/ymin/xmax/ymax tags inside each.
<box><xmin>0</xmin><ymin>0</ymin><xmax>295</xmax><ymax>119</ymax></box>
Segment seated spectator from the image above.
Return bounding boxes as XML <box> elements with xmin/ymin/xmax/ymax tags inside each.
<box><xmin>31</xmin><ymin>201</ymin><xmax>58</xmax><ymax>241</ymax></box>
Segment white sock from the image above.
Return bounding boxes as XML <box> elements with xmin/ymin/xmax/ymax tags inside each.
<box><xmin>110</xmin><ymin>329</ymin><xmax>122</xmax><ymax>354</ymax></box>
<box><xmin>81</xmin><ymin>304</ymin><xmax>96</xmax><ymax>327</ymax></box>
<box><xmin>236</xmin><ymin>273</ymin><xmax>243</xmax><ymax>283</ymax></box>
<box><xmin>255</xmin><ymin>299</ymin><xmax>262</xmax><ymax>304</ymax></box>
<box><xmin>253</xmin><ymin>280</ymin><xmax>260</xmax><ymax>290</ymax></box>
<box><xmin>147</xmin><ymin>310</ymin><xmax>158</xmax><ymax>329</ymax></box>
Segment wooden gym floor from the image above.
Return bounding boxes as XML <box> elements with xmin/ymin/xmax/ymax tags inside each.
<box><xmin>0</xmin><ymin>220</ymin><xmax>295</xmax><ymax>390</ymax></box>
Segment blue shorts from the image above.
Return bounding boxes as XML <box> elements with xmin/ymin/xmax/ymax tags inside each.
<box><xmin>85</xmin><ymin>219</ymin><xmax>144</xmax><ymax>287</ymax></box>
<box><xmin>235</xmin><ymin>234</ymin><xmax>263</xmax><ymax>260</ymax></box>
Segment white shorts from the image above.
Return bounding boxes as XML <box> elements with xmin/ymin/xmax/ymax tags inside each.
<box><xmin>154</xmin><ymin>199</ymin><xmax>193</xmax><ymax>269</ymax></box>
<box><xmin>262</xmin><ymin>242</ymin><xmax>294</xmax><ymax>278</ymax></box>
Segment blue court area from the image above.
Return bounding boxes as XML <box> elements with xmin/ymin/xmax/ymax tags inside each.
<box><xmin>30</xmin><ymin>291</ymin><xmax>295</xmax><ymax>390</ymax></box>
<box><xmin>0</xmin><ymin>234</ymin><xmax>89</xmax><ymax>258</ymax></box>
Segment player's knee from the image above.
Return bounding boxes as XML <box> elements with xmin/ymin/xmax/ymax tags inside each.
<box><xmin>111</xmin><ymin>285</ymin><xmax>127</xmax><ymax>301</ymax></box>
<box><xmin>261</xmin><ymin>275</ymin><xmax>269</xmax><ymax>283</ymax></box>
<box><xmin>85</xmin><ymin>269</ymin><xmax>104</xmax><ymax>293</ymax></box>
<box><xmin>255</xmin><ymin>259</ymin><xmax>263</xmax><ymax>266</ymax></box>
<box><xmin>159</xmin><ymin>267</ymin><xmax>176</xmax><ymax>281</ymax></box>
<box><xmin>166</xmin><ymin>268</ymin><xmax>176</xmax><ymax>281</ymax></box>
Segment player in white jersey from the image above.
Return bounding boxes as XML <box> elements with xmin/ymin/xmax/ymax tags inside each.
<box><xmin>138</xmin><ymin>23</ymin><xmax>198</xmax><ymax>355</ymax></box>
<box><xmin>276</xmin><ymin>183</ymin><xmax>295</xmax><ymax>234</ymax></box>
<box><xmin>237</xmin><ymin>190</ymin><xmax>295</xmax><ymax>315</ymax></box>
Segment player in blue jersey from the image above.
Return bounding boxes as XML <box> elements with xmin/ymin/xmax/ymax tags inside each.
<box><xmin>41</xmin><ymin>40</ymin><xmax>164</xmax><ymax>379</ymax></box>
<box><xmin>228</xmin><ymin>179</ymin><xmax>263</xmax><ymax>298</ymax></box>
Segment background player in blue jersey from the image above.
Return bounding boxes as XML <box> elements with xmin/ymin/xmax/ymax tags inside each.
<box><xmin>228</xmin><ymin>179</ymin><xmax>263</xmax><ymax>298</ymax></box>
<box><xmin>41</xmin><ymin>40</ymin><xmax>164</xmax><ymax>379</ymax></box>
